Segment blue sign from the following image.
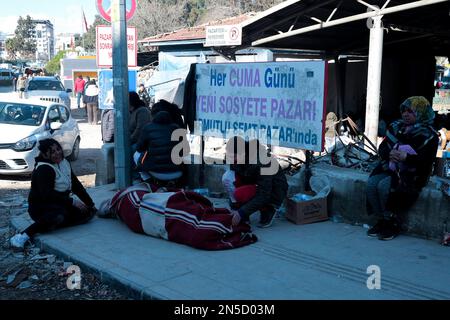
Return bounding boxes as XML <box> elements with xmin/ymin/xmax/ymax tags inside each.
<box><xmin>98</xmin><ymin>69</ymin><xmax>137</xmax><ymax>110</ymax></box>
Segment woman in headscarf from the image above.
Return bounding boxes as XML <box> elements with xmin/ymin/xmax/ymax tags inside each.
<box><xmin>366</xmin><ymin>96</ymin><xmax>439</xmax><ymax>240</ymax></box>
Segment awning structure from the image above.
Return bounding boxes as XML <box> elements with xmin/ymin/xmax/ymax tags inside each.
<box><xmin>230</xmin><ymin>0</ymin><xmax>450</xmax><ymax>146</ymax></box>
<box><xmin>239</xmin><ymin>0</ymin><xmax>450</xmax><ymax>57</ymax></box>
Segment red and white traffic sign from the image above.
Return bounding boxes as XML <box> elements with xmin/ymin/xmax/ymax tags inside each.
<box><xmin>96</xmin><ymin>0</ymin><xmax>137</xmax><ymax>22</ymax></box>
<box><xmin>96</xmin><ymin>25</ymin><xmax>137</xmax><ymax>67</ymax></box>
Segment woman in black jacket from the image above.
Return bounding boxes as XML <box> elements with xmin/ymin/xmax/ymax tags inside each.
<box><xmin>10</xmin><ymin>139</ymin><xmax>97</xmax><ymax>249</ymax></box>
<box><xmin>366</xmin><ymin>96</ymin><xmax>439</xmax><ymax>240</ymax></box>
<box><xmin>134</xmin><ymin>102</ymin><xmax>189</xmax><ymax>187</ymax></box>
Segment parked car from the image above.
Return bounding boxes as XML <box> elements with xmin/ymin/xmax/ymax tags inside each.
<box><xmin>22</xmin><ymin>76</ymin><xmax>72</xmax><ymax>109</ymax></box>
<box><xmin>0</xmin><ymin>69</ymin><xmax>15</xmax><ymax>86</ymax></box>
<box><xmin>0</xmin><ymin>96</ymin><xmax>80</xmax><ymax>175</ymax></box>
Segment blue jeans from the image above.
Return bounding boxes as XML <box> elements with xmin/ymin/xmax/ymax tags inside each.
<box><xmin>366</xmin><ymin>172</ymin><xmax>392</xmax><ymax>218</ymax></box>
<box><xmin>76</xmin><ymin>92</ymin><xmax>83</xmax><ymax>108</ymax></box>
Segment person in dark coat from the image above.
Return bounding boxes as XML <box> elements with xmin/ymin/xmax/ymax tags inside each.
<box><xmin>134</xmin><ymin>105</ymin><xmax>190</xmax><ymax>187</ymax></box>
<box><xmin>10</xmin><ymin>139</ymin><xmax>97</xmax><ymax>249</ymax></box>
<box><xmin>101</xmin><ymin>109</ymin><xmax>115</xmax><ymax>143</ymax></box>
<box><xmin>150</xmin><ymin>99</ymin><xmax>186</xmax><ymax>129</ymax></box>
<box><xmin>222</xmin><ymin>136</ymin><xmax>288</xmax><ymax>228</ymax></box>
<box><xmin>84</xmin><ymin>79</ymin><xmax>99</xmax><ymax>125</ymax></box>
<box><xmin>366</xmin><ymin>96</ymin><xmax>439</xmax><ymax>240</ymax></box>
<box><xmin>129</xmin><ymin>91</ymin><xmax>152</xmax><ymax>147</ymax></box>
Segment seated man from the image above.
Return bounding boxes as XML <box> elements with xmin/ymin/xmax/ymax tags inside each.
<box><xmin>222</xmin><ymin>136</ymin><xmax>288</xmax><ymax>228</ymax></box>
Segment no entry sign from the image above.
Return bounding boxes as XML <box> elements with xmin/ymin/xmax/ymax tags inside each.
<box><xmin>96</xmin><ymin>0</ymin><xmax>137</xmax><ymax>22</ymax></box>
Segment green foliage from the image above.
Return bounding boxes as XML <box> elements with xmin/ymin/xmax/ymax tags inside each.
<box><xmin>5</xmin><ymin>38</ymin><xmax>19</xmax><ymax>59</ymax></box>
<box><xmin>82</xmin><ymin>15</ymin><xmax>110</xmax><ymax>50</ymax></box>
<box><xmin>183</xmin><ymin>0</ymin><xmax>207</xmax><ymax>27</ymax></box>
<box><xmin>6</xmin><ymin>15</ymin><xmax>36</xmax><ymax>60</ymax></box>
<box><xmin>74</xmin><ymin>34</ymin><xmax>82</xmax><ymax>47</ymax></box>
<box><xmin>45</xmin><ymin>51</ymin><xmax>66</xmax><ymax>75</ymax></box>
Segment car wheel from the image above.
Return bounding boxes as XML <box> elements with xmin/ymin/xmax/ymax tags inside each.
<box><xmin>67</xmin><ymin>137</ymin><xmax>80</xmax><ymax>161</ymax></box>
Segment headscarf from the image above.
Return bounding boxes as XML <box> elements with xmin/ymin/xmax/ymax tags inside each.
<box><xmin>386</xmin><ymin>96</ymin><xmax>437</xmax><ymax>151</ymax></box>
<box><xmin>399</xmin><ymin>96</ymin><xmax>434</xmax><ymax>125</ymax></box>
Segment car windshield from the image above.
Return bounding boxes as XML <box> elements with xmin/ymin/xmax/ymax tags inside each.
<box><xmin>0</xmin><ymin>102</ymin><xmax>46</xmax><ymax>126</ymax></box>
<box><xmin>28</xmin><ymin>80</ymin><xmax>64</xmax><ymax>91</ymax></box>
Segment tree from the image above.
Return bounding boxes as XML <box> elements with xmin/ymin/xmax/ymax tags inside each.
<box><xmin>81</xmin><ymin>15</ymin><xmax>110</xmax><ymax>50</ymax></box>
<box><xmin>132</xmin><ymin>0</ymin><xmax>187</xmax><ymax>39</ymax></box>
<box><xmin>182</xmin><ymin>0</ymin><xmax>207</xmax><ymax>27</ymax></box>
<box><xmin>6</xmin><ymin>16</ymin><xmax>37</xmax><ymax>60</ymax></box>
<box><xmin>5</xmin><ymin>38</ymin><xmax>20</xmax><ymax>60</ymax></box>
<box><xmin>45</xmin><ymin>50</ymin><xmax>66</xmax><ymax>75</ymax></box>
<box><xmin>132</xmin><ymin>0</ymin><xmax>284</xmax><ymax>41</ymax></box>
<box><xmin>74</xmin><ymin>34</ymin><xmax>82</xmax><ymax>47</ymax></box>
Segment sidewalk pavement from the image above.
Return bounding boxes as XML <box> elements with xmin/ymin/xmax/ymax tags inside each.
<box><xmin>11</xmin><ymin>184</ymin><xmax>450</xmax><ymax>300</ymax></box>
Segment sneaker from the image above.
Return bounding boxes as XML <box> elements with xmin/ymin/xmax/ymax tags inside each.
<box><xmin>258</xmin><ymin>207</ymin><xmax>276</xmax><ymax>228</ymax></box>
<box><xmin>10</xmin><ymin>233</ymin><xmax>30</xmax><ymax>250</ymax></box>
<box><xmin>378</xmin><ymin>219</ymin><xmax>400</xmax><ymax>241</ymax></box>
<box><xmin>367</xmin><ymin>219</ymin><xmax>386</xmax><ymax>238</ymax></box>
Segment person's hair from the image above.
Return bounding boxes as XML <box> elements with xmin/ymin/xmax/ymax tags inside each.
<box><xmin>139</xmin><ymin>83</ymin><xmax>145</xmax><ymax>87</ymax></box>
<box><xmin>226</xmin><ymin>136</ymin><xmax>247</xmax><ymax>156</ymax></box>
<box><xmin>90</xmin><ymin>79</ymin><xmax>96</xmax><ymax>85</ymax></box>
<box><xmin>38</xmin><ymin>138</ymin><xmax>62</xmax><ymax>154</ymax></box>
<box><xmin>129</xmin><ymin>91</ymin><xmax>145</xmax><ymax>108</ymax></box>
<box><xmin>78</xmin><ymin>75</ymin><xmax>83</xmax><ymax>78</ymax></box>
<box><xmin>151</xmin><ymin>99</ymin><xmax>175</xmax><ymax>116</ymax></box>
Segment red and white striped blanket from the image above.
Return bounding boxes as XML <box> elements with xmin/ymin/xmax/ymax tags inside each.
<box><xmin>109</xmin><ymin>183</ymin><xmax>257</xmax><ymax>250</ymax></box>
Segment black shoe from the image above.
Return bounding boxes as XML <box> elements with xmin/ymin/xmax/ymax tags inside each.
<box><xmin>378</xmin><ymin>219</ymin><xmax>400</xmax><ymax>241</ymax></box>
<box><xmin>367</xmin><ymin>219</ymin><xmax>386</xmax><ymax>238</ymax></box>
<box><xmin>258</xmin><ymin>207</ymin><xmax>276</xmax><ymax>228</ymax></box>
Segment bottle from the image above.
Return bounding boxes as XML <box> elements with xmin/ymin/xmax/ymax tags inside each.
<box><xmin>444</xmin><ymin>151</ymin><xmax>450</xmax><ymax>179</ymax></box>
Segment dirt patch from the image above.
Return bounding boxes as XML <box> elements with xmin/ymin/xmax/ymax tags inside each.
<box><xmin>0</xmin><ymin>107</ymin><xmax>128</xmax><ymax>299</ymax></box>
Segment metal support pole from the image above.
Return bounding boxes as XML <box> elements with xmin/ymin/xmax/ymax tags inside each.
<box><xmin>112</xmin><ymin>0</ymin><xmax>131</xmax><ymax>189</ymax></box>
<box><xmin>335</xmin><ymin>56</ymin><xmax>348</xmax><ymax>120</ymax></box>
<box><xmin>304</xmin><ymin>150</ymin><xmax>312</xmax><ymax>191</ymax></box>
<box><xmin>199</xmin><ymin>135</ymin><xmax>205</xmax><ymax>188</ymax></box>
<box><xmin>364</xmin><ymin>15</ymin><xmax>384</xmax><ymax>150</ymax></box>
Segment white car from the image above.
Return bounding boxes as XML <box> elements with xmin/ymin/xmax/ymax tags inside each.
<box><xmin>22</xmin><ymin>76</ymin><xmax>72</xmax><ymax>108</ymax></box>
<box><xmin>0</xmin><ymin>96</ymin><xmax>80</xmax><ymax>175</ymax></box>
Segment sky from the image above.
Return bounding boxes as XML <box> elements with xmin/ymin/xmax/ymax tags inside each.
<box><xmin>0</xmin><ymin>0</ymin><xmax>100</xmax><ymax>35</ymax></box>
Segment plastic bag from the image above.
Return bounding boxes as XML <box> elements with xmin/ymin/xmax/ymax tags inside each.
<box><xmin>309</xmin><ymin>176</ymin><xmax>331</xmax><ymax>199</ymax></box>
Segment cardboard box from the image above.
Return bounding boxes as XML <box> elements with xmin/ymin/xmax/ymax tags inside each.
<box><xmin>285</xmin><ymin>191</ymin><xmax>328</xmax><ymax>225</ymax></box>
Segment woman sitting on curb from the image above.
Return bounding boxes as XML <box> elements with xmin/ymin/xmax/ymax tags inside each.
<box><xmin>366</xmin><ymin>96</ymin><xmax>439</xmax><ymax>241</ymax></box>
<box><xmin>10</xmin><ymin>139</ymin><xmax>97</xmax><ymax>250</ymax></box>
<box><xmin>222</xmin><ymin>136</ymin><xmax>288</xmax><ymax>228</ymax></box>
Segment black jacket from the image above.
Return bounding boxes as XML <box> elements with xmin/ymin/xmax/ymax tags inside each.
<box><xmin>28</xmin><ymin>156</ymin><xmax>94</xmax><ymax>216</ymax></box>
<box><xmin>136</xmin><ymin>111</ymin><xmax>186</xmax><ymax>173</ymax></box>
<box><xmin>233</xmin><ymin>155</ymin><xmax>288</xmax><ymax>219</ymax></box>
<box><xmin>129</xmin><ymin>105</ymin><xmax>152</xmax><ymax>145</ymax></box>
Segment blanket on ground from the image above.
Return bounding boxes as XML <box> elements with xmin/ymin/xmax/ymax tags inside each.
<box><xmin>109</xmin><ymin>183</ymin><xmax>257</xmax><ymax>250</ymax></box>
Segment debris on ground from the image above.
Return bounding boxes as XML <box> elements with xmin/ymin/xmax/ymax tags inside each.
<box><xmin>0</xmin><ymin>198</ymin><xmax>128</xmax><ymax>300</ymax></box>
